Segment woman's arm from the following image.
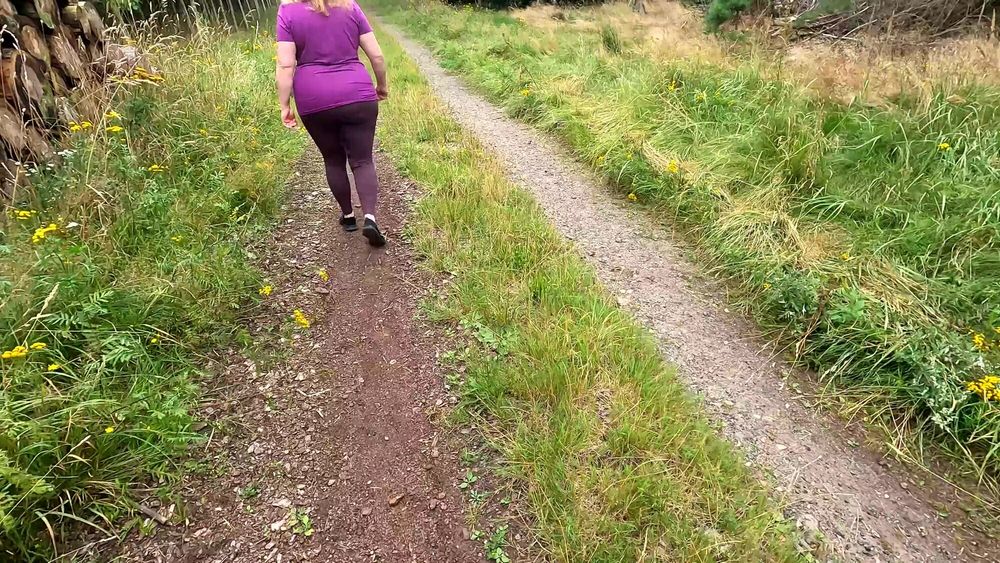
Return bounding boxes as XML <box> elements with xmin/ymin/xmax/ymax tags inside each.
<box><xmin>276</xmin><ymin>41</ymin><xmax>297</xmax><ymax>127</ymax></box>
<box><xmin>359</xmin><ymin>32</ymin><xmax>388</xmax><ymax>100</ymax></box>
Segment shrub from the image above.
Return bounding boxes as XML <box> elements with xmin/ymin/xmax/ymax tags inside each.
<box><xmin>705</xmin><ymin>0</ymin><xmax>752</xmax><ymax>29</ymax></box>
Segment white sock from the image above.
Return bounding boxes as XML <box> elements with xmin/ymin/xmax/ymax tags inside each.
<box><xmin>364</xmin><ymin>213</ymin><xmax>376</xmax><ymax>222</ymax></box>
<box><xmin>343</xmin><ymin>212</ymin><xmax>355</xmax><ymax>218</ymax></box>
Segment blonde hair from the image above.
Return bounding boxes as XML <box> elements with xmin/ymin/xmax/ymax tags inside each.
<box><xmin>308</xmin><ymin>0</ymin><xmax>352</xmax><ymax>15</ymax></box>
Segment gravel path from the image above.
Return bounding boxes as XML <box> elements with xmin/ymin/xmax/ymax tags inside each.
<box><xmin>383</xmin><ymin>24</ymin><xmax>999</xmax><ymax>563</ymax></box>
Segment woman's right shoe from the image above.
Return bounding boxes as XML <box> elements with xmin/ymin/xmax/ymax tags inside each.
<box><xmin>340</xmin><ymin>214</ymin><xmax>358</xmax><ymax>232</ymax></box>
<box><xmin>362</xmin><ymin>217</ymin><xmax>386</xmax><ymax>247</ymax></box>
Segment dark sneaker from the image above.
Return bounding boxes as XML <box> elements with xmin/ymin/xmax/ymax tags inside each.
<box><xmin>340</xmin><ymin>214</ymin><xmax>358</xmax><ymax>232</ymax></box>
<box><xmin>362</xmin><ymin>217</ymin><xmax>386</xmax><ymax>247</ymax></box>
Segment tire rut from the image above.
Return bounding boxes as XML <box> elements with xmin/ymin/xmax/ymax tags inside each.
<box><xmin>121</xmin><ymin>147</ymin><xmax>480</xmax><ymax>563</ymax></box>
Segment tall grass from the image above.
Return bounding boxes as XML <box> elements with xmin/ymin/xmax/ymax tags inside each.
<box><xmin>373</xmin><ymin>23</ymin><xmax>804</xmax><ymax>562</ymax></box>
<box><xmin>369</xmin><ymin>0</ymin><xmax>1000</xmax><ymax>493</ymax></box>
<box><xmin>0</xmin><ymin>27</ymin><xmax>302</xmax><ymax>560</ymax></box>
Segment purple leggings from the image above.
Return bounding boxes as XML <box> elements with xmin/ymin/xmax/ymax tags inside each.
<box><xmin>300</xmin><ymin>101</ymin><xmax>379</xmax><ymax>217</ymax></box>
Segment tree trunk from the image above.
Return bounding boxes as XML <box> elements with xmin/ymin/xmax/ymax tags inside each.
<box><xmin>0</xmin><ymin>48</ymin><xmax>44</xmax><ymax>116</ymax></box>
<box><xmin>47</xmin><ymin>25</ymin><xmax>86</xmax><ymax>83</ymax></box>
<box><xmin>17</xmin><ymin>21</ymin><xmax>48</xmax><ymax>64</ymax></box>
<box><xmin>0</xmin><ymin>101</ymin><xmax>25</xmax><ymax>152</ymax></box>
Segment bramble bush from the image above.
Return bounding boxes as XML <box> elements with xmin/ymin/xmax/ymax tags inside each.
<box><xmin>0</xmin><ymin>28</ymin><xmax>302</xmax><ymax>560</ymax></box>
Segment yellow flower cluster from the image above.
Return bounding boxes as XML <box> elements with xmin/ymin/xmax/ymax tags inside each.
<box><xmin>106</xmin><ymin>125</ymin><xmax>124</xmax><ymax>134</ymax></box>
<box><xmin>68</xmin><ymin>121</ymin><xmax>93</xmax><ymax>133</ymax></box>
<box><xmin>2</xmin><ymin>346</ymin><xmax>27</xmax><ymax>359</ymax></box>
<box><xmin>2</xmin><ymin>342</ymin><xmax>46</xmax><ymax>359</ymax></box>
<box><xmin>317</xmin><ymin>269</ymin><xmax>329</xmax><ymax>282</ymax></box>
<box><xmin>148</xmin><ymin>164</ymin><xmax>167</xmax><ymax>173</ymax></box>
<box><xmin>32</xmin><ymin>223</ymin><xmax>59</xmax><ymax>243</ymax></box>
<box><xmin>938</xmin><ymin>142</ymin><xmax>951</xmax><ymax>151</ymax></box>
<box><xmin>259</xmin><ymin>284</ymin><xmax>273</xmax><ymax>296</ymax></box>
<box><xmin>665</xmin><ymin>160</ymin><xmax>680</xmax><ymax>175</ymax></box>
<box><xmin>130</xmin><ymin>66</ymin><xmax>164</xmax><ymax>83</ymax></box>
<box><xmin>667</xmin><ymin>80</ymin><xmax>678</xmax><ymax>92</ymax></box>
<box><xmin>11</xmin><ymin>209</ymin><xmax>36</xmax><ymax>220</ymax></box>
<box><xmin>520</xmin><ymin>88</ymin><xmax>531</xmax><ymax>97</ymax></box>
<box><xmin>966</xmin><ymin>375</ymin><xmax>1000</xmax><ymax>402</ymax></box>
<box><xmin>695</xmin><ymin>91</ymin><xmax>707</xmax><ymax>103</ymax></box>
<box><xmin>292</xmin><ymin>309</ymin><xmax>310</xmax><ymax>328</ymax></box>
<box><xmin>106</xmin><ymin>110</ymin><xmax>121</xmax><ymax>120</ymax></box>
<box><xmin>48</xmin><ymin>363</ymin><xmax>61</xmax><ymax>371</ymax></box>
<box><xmin>972</xmin><ymin>332</ymin><xmax>989</xmax><ymax>352</ymax></box>
<box><xmin>627</xmin><ymin>192</ymin><xmax>638</xmax><ymax>202</ymax></box>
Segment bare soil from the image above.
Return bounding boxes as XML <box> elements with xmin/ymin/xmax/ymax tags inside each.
<box><xmin>120</xmin><ymin>148</ymin><xmax>482</xmax><ymax>563</ymax></box>
<box><xmin>382</xmin><ymin>24</ymin><xmax>1000</xmax><ymax>563</ymax></box>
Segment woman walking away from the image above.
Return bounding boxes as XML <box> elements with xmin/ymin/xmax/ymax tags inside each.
<box><xmin>276</xmin><ymin>0</ymin><xmax>389</xmax><ymax>247</ymax></box>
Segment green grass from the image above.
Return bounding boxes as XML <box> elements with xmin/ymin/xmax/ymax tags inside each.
<box><xmin>0</xmin><ymin>28</ymin><xmax>303</xmax><ymax>559</ymax></box>
<box><xmin>374</xmin><ymin>24</ymin><xmax>804</xmax><ymax>562</ymax></box>
<box><xmin>369</xmin><ymin>0</ymin><xmax>1000</xmax><ymax>493</ymax></box>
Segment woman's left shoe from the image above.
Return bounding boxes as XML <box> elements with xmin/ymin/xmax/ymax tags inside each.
<box><xmin>340</xmin><ymin>214</ymin><xmax>359</xmax><ymax>232</ymax></box>
<box><xmin>362</xmin><ymin>217</ymin><xmax>386</xmax><ymax>247</ymax></box>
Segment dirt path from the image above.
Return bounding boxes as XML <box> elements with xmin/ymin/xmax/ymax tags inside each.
<box><xmin>383</xmin><ymin>24</ymin><xmax>999</xmax><ymax>563</ymax></box>
<box><xmin>122</xmin><ymin>147</ymin><xmax>480</xmax><ymax>563</ymax></box>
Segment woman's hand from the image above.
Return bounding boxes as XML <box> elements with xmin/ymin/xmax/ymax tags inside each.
<box><xmin>281</xmin><ymin>105</ymin><xmax>298</xmax><ymax>129</ymax></box>
<box><xmin>376</xmin><ymin>84</ymin><xmax>389</xmax><ymax>101</ymax></box>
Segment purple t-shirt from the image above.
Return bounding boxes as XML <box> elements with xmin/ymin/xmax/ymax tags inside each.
<box><xmin>276</xmin><ymin>1</ymin><xmax>378</xmax><ymax>116</ymax></box>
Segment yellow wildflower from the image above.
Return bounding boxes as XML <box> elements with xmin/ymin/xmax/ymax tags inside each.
<box><xmin>520</xmin><ymin>88</ymin><xmax>531</xmax><ymax>97</ymax></box>
<box><xmin>966</xmin><ymin>375</ymin><xmax>1000</xmax><ymax>402</ymax></box>
<box><xmin>199</xmin><ymin>129</ymin><xmax>209</xmax><ymax>136</ymax></box>
<box><xmin>937</xmin><ymin>142</ymin><xmax>951</xmax><ymax>151</ymax></box>
<box><xmin>695</xmin><ymin>91</ymin><xmax>707</xmax><ymax>103</ymax></box>
<box><xmin>68</xmin><ymin>122</ymin><xmax>83</xmax><ymax>133</ymax></box>
<box><xmin>29</xmin><ymin>342</ymin><xmax>46</xmax><ymax>350</ymax></box>
<box><xmin>317</xmin><ymin>269</ymin><xmax>329</xmax><ymax>283</ymax></box>
<box><xmin>667</xmin><ymin>80</ymin><xmax>678</xmax><ymax>92</ymax></box>
<box><xmin>171</xmin><ymin>235</ymin><xmax>183</xmax><ymax>243</ymax></box>
<box><xmin>105</xmin><ymin>426</ymin><xmax>115</xmax><ymax>433</ymax></box>
<box><xmin>626</xmin><ymin>152</ymin><xmax>633</xmax><ymax>161</ymax></box>
<box><xmin>2</xmin><ymin>346</ymin><xmax>28</xmax><ymax>359</ymax></box>
<box><xmin>47</xmin><ymin>363</ymin><xmax>61</xmax><ymax>371</ymax></box>
<box><xmin>148</xmin><ymin>164</ymin><xmax>167</xmax><ymax>173</ymax></box>
<box><xmin>13</xmin><ymin>209</ymin><xmax>36</xmax><ymax>220</ymax></box>
<box><xmin>763</xmin><ymin>282</ymin><xmax>772</xmax><ymax>290</ymax></box>
<box><xmin>259</xmin><ymin>285</ymin><xmax>273</xmax><ymax>296</ymax></box>
<box><xmin>972</xmin><ymin>332</ymin><xmax>989</xmax><ymax>352</ymax></box>
<box><xmin>149</xmin><ymin>337</ymin><xmax>159</xmax><ymax>345</ymax></box>
<box><xmin>105</xmin><ymin>110</ymin><xmax>121</xmax><ymax>120</ymax></box>
<box><xmin>106</xmin><ymin>125</ymin><xmax>124</xmax><ymax>133</ymax></box>
<box><xmin>31</xmin><ymin>223</ymin><xmax>59</xmax><ymax>244</ymax></box>
<box><xmin>627</xmin><ymin>193</ymin><xmax>638</xmax><ymax>202</ymax></box>
<box><xmin>292</xmin><ymin>309</ymin><xmax>311</xmax><ymax>329</ymax></box>
<box><xmin>665</xmin><ymin>160</ymin><xmax>680</xmax><ymax>175</ymax></box>
<box><xmin>80</xmin><ymin>121</ymin><xmax>93</xmax><ymax>130</ymax></box>
<box><xmin>840</xmin><ymin>251</ymin><xmax>851</xmax><ymax>261</ymax></box>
